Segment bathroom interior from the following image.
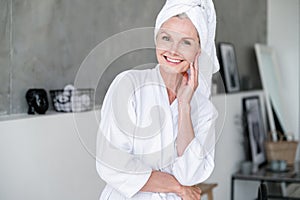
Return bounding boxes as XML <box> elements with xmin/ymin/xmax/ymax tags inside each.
<box><xmin>0</xmin><ymin>0</ymin><xmax>299</xmax><ymax>199</ymax></box>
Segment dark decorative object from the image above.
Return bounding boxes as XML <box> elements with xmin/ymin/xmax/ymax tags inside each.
<box><xmin>25</xmin><ymin>89</ymin><xmax>49</xmax><ymax>114</ymax></box>
<box><xmin>243</xmin><ymin>96</ymin><xmax>266</xmax><ymax>166</ymax></box>
<box><xmin>218</xmin><ymin>42</ymin><xmax>240</xmax><ymax>93</ymax></box>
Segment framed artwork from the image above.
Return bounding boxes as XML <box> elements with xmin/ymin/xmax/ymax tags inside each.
<box><xmin>243</xmin><ymin>96</ymin><xmax>266</xmax><ymax>166</ymax></box>
<box><xmin>218</xmin><ymin>42</ymin><xmax>240</xmax><ymax>93</ymax></box>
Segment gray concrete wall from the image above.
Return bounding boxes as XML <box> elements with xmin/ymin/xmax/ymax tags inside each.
<box><xmin>0</xmin><ymin>0</ymin><xmax>11</xmax><ymax>115</ymax></box>
<box><xmin>0</xmin><ymin>0</ymin><xmax>266</xmax><ymax>115</ymax></box>
<box><xmin>214</xmin><ymin>0</ymin><xmax>266</xmax><ymax>90</ymax></box>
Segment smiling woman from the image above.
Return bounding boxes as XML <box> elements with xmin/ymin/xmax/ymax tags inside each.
<box><xmin>156</xmin><ymin>16</ymin><xmax>201</xmax><ymax>105</ymax></box>
<box><xmin>96</xmin><ymin>0</ymin><xmax>219</xmax><ymax>199</ymax></box>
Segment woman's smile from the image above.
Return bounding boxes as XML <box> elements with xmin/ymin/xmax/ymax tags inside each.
<box><xmin>163</xmin><ymin>55</ymin><xmax>184</xmax><ymax>64</ymax></box>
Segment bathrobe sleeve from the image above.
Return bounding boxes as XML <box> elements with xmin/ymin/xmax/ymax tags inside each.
<box><xmin>172</xmin><ymin>98</ymin><xmax>218</xmax><ymax>186</ymax></box>
<box><xmin>96</xmin><ymin>72</ymin><xmax>152</xmax><ymax>198</ymax></box>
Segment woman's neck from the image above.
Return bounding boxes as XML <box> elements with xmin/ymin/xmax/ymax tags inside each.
<box><xmin>159</xmin><ymin>67</ymin><xmax>183</xmax><ymax>104</ymax></box>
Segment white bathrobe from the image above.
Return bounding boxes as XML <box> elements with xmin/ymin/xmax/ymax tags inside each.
<box><xmin>96</xmin><ymin>65</ymin><xmax>218</xmax><ymax>200</ymax></box>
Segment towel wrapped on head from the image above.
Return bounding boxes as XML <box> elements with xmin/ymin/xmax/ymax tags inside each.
<box><xmin>155</xmin><ymin>0</ymin><xmax>219</xmax><ymax>97</ymax></box>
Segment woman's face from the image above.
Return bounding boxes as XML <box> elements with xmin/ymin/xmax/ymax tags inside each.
<box><xmin>156</xmin><ymin>16</ymin><xmax>200</xmax><ymax>74</ymax></box>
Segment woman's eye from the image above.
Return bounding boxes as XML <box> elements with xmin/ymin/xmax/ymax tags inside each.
<box><xmin>183</xmin><ymin>40</ymin><xmax>191</xmax><ymax>46</ymax></box>
<box><xmin>162</xmin><ymin>36</ymin><xmax>170</xmax><ymax>41</ymax></box>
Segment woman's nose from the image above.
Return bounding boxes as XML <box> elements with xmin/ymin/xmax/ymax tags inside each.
<box><xmin>169</xmin><ymin>42</ymin><xmax>180</xmax><ymax>55</ymax></box>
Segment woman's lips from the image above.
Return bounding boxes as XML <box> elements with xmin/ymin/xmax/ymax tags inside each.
<box><xmin>163</xmin><ymin>55</ymin><xmax>183</xmax><ymax>64</ymax></box>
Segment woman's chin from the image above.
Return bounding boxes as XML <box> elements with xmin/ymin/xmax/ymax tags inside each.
<box><xmin>160</xmin><ymin>63</ymin><xmax>188</xmax><ymax>74</ymax></box>
<box><xmin>160</xmin><ymin>65</ymin><xmax>180</xmax><ymax>74</ymax></box>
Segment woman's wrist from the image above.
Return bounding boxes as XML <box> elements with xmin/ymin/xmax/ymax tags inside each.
<box><xmin>178</xmin><ymin>102</ymin><xmax>191</xmax><ymax>113</ymax></box>
<box><xmin>174</xmin><ymin>183</ymin><xmax>185</xmax><ymax>197</ymax></box>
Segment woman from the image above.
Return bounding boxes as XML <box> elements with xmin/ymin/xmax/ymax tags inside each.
<box><xmin>96</xmin><ymin>0</ymin><xmax>219</xmax><ymax>199</ymax></box>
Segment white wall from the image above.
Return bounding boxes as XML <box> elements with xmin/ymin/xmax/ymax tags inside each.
<box><xmin>0</xmin><ymin>111</ymin><xmax>105</xmax><ymax>200</ymax></box>
<box><xmin>207</xmin><ymin>90</ymin><xmax>265</xmax><ymax>200</ymax></box>
<box><xmin>267</xmin><ymin>0</ymin><xmax>300</xmax><ymax>140</ymax></box>
<box><xmin>0</xmin><ymin>90</ymin><xmax>265</xmax><ymax>200</ymax></box>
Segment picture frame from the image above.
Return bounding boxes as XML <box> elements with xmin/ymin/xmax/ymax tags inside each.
<box><xmin>243</xmin><ymin>96</ymin><xmax>266</xmax><ymax>166</ymax></box>
<box><xmin>218</xmin><ymin>42</ymin><xmax>240</xmax><ymax>93</ymax></box>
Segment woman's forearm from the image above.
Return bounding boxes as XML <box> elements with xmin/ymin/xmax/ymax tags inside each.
<box><xmin>176</xmin><ymin>103</ymin><xmax>195</xmax><ymax>156</ymax></box>
<box><xmin>140</xmin><ymin>171</ymin><xmax>183</xmax><ymax>195</ymax></box>
<box><xmin>140</xmin><ymin>170</ymin><xmax>201</xmax><ymax>199</ymax></box>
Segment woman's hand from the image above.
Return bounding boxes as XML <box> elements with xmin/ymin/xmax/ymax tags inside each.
<box><xmin>178</xmin><ymin>185</ymin><xmax>202</xmax><ymax>200</ymax></box>
<box><xmin>177</xmin><ymin>54</ymin><xmax>199</xmax><ymax>106</ymax></box>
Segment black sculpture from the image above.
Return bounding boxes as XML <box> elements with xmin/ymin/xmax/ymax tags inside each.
<box><xmin>25</xmin><ymin>89</ymin><xmax>49</xmax><ymax>114</ymax></box>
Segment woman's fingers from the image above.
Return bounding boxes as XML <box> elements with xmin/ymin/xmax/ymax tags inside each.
<box><xmin>193</xmin><ymin>186</ymin><xmax>201</xmax><ymax>199</ymax></box>
<box><xmin>194</xmin><ymin>61</ymin><xmax>198</xmax><ymax>89</ymax></box>
<box><xmin>189</xmin><ymin>188</ymin><xmax>200</xmax><ymax>200</ymax></box>
<box><xmin>189</xmin><ymin>62</ymin><xmax>198</xmax><ymax>91</ymax></box>
<box><xmin>180</xmin><ymin>185</ymin><xmax>201</xmax><ymax>200</ymax></box>
<box><xmin>193</xmin><ymin>53</ymin><xmax>199</xmax><ymax>89</ymax></box>
<box><xmin>189</xmin><ymin>62</ymin><xmax>195</xmax><ymax>88</ymax></box>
